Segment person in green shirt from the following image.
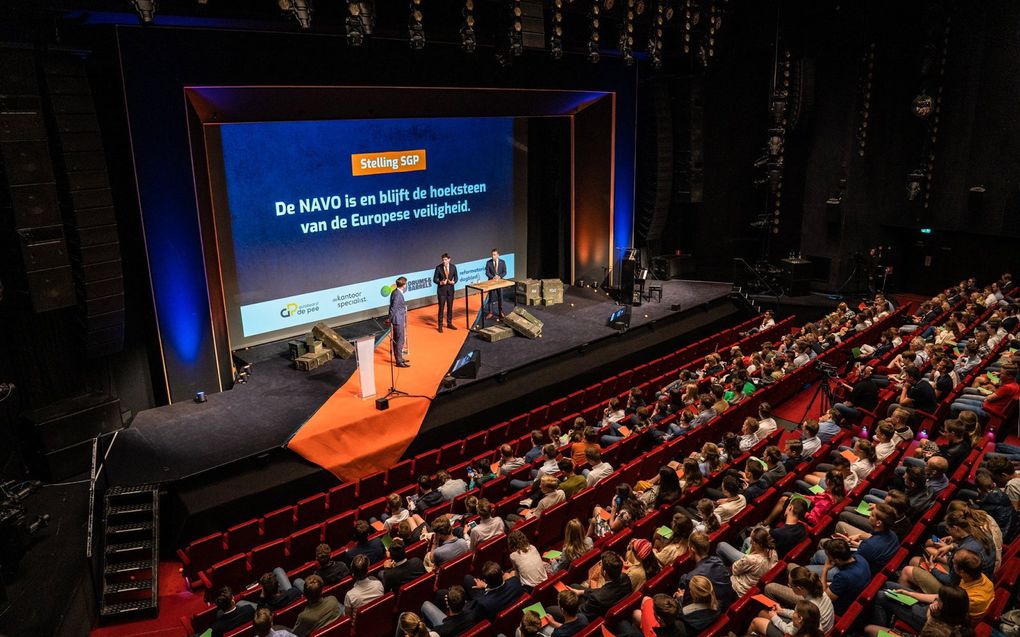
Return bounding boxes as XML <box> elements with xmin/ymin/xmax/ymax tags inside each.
<box><xmin>558</xmin><ymin>459</ymin><xmax>587</xmax><ymax>498</ymax></box>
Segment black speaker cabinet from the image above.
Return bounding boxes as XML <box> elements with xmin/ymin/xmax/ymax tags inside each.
<box><xmin>20</xmin><ymin>391</ymin><xmax>121</xmax><ymax>452</ymax></box>
<box><xmin>450</xmin><ymin>349</ymin><xmax>481</xmax><ymax>379</ymax></box>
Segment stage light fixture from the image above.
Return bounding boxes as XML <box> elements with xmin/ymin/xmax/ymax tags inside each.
<box><xmin>587</xmin><ymin>0</ymin><xmax>601</xmax><ymax>63</ymax></box>
<box><xmin>346</xmin><ymin>1</ymin><xmax>366</xmax><ymax>46</ymax></box>
<box><xmin>912</xmin><ymin>92</ymin><xmax>934</xmax><ymax>118</ymax></box>
<box><xmin>906</xmin><ymin>169</ymin><xmax>924</xmax><ymax>201</ymax></box>
<box><xmin>461</xmin><ymin>0</ymin><xmax>477</xmax><ymax>52</ymax></box>
<box><xmin>509</xmin><ymin>0</ymin><xmax>524</xmax><ymax>56</ymax></box>
<box><xmin>550</xmin><ymin>0</ymin><xmax>564</xmax><ymax>59</ymax></box>
<box><xmin>649</xmin><ymin>0</ymin><xmax>665</xmax><ymax>68</ymax></box>
<box><xmin>619</xmin><ymin>0</ymin><xmax>635</xmax><ymax>65</ymax></box>
<box><xmin>281</xmin><ymin>0</ymin><xmax>312</xmax><ymax>29</ymax></box>
<box><xmin>408</xmin><ymin>0</ymin><xmax>425</xmax><ymax>50</ymax></box>
<box><xmin>131</xmin><ymin>0</ymin><xmax>157</xmax><ymax>23</ymax></box>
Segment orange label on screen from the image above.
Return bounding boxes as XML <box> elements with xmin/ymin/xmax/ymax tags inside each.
<box><xmin>351</xmin><ymin>149</ymin><xmax>427</xmax><ymax>176</ymax></box>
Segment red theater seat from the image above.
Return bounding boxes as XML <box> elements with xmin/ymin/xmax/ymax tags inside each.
<box><xmin>226</xmin><ymin>518</ymin><xmax>262</xmax><ymax>555</ymax></box>
<box><xmin>353</xmin><ymin>592</ymin><xmax>397</xmax><ymax>635</ymax></box>
<box><xmin>296</xmin><ymin>493</ymin><xmax>329</xmax><ymax>529</ymax></box>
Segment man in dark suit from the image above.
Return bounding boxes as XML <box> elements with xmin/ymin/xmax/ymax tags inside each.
<box><xmin>484</xmin><ymin>248</ymin><xmax>507</xmax><ymax>318</ymax></box>
<box><xmin>378</xmin><ymin>537</ymin><xmax>425</xmax><ymax>593</ymax></box>
<box><xmin>346</xmin><ymin>519</ymin><xmax>386</xmax><ymax>565</ymax></box>
<box><xmin>420</xmin><ymin>585</ymin><xmax>476</xmax><ymax>637</ymax></box>
<box><xmin>462</xmin><ymin>561</ymin><xmax>525</xmax><ymax>623</ymax></box>
<box><xmin>432</xmin><ymin>253</ymin><xmax>458</xmax><ymax>333</ymax></box>
<box><xmin>388</xmin><ymin>276</ymin><xmax>410</xmax><ymax>367</ymax></box>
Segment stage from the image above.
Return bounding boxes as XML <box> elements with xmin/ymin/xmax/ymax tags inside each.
<box><xmin>101</xmin><ymin>280</ymin><xmax>740</xmax><ymax>540</ymax></box>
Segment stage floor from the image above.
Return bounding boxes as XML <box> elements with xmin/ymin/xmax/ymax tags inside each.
<box><xmin>103</xmin><ymin>280</ymin><xmax>732</xmax><ymax>487</ymax></box>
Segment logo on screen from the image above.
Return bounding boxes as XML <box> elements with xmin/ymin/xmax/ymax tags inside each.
<box><xmin>380</xmin><ymin>284</ymin><xmax>394</xmax><ymax>297</ymax></box>
<box><xmin>280</xmin><ymin>301</ymin><xmax>320</xmax><ymax>318</ymax></box>
<box><xmin>280</xmin><ymin>303</ymin><xmax>299</xmax><ymax>318</ymax></box>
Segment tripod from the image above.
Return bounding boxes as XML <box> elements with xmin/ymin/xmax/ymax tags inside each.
<box><xmin>799</xmin><ymin>371</ymin><xmax>838</xmax><ymax>423</ymax></box>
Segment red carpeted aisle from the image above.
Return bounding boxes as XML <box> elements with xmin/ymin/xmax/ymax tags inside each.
<box><xmin>772</xmin><ymin>379</ymin><xmax>828</xmax><ymax>424</ymax></box>
<box><xmin>287</xmin><ymin>295</ymin><xmax>480</xmax><ymax>481</ymax></box>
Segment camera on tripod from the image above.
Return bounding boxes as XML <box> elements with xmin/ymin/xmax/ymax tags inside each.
<box><xmin>817</xmin><ymin>362</ymin><xmax>839</xmax><ymax>378</ymax></box>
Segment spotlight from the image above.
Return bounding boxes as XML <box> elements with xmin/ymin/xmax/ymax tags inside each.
<box><xmin>912</xmin><ymin>92</ymin><xmax>934</xmax><ymax>118</ymax></box>
<box><xmin>281</xmin><ymin>0</ymin><xmax>312</xmax><ymax>29</ymax></box>
<box><xmin>619</xmin><ymin>0</ymin><xmax>635</xmax><ymax>65</ymax></box>
<box><xmin>409</xmin><ymin>0</ymin><xmax>425</xmax><ymax>49</ymax></box>
<box><xmin>588</xmin><ymin>0</ymin><xmax>601</xmax><ymax>63</ymax></box>
<box><xmin>346</xmin><ymin>1</ymin><xmax>366</xmax><ymax>46</ymax></box>
<box><xmin>130</xmin><ymin>0</ymin><xmax>157</xmax><ymax>23</ymax></box>
<box><xmin>509</xmin><ymin>0</ymin><xmax>523</xmax><ymax>56</ymax></box>
<box><xmin>906</xmin><ymin>169</ymin><xmax>924</xmax><ymax>201</ymax></box>
<box><xmin>550</xmin><ymin>0</ymin><xmax>564</xmax><ymax>60</ymax></box>
<box><xmin>461</xmin><ymin>0</ymin><xmax>476</xmax><ymax>52</ymax></box>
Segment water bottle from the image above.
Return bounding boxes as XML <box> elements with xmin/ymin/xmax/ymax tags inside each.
<box><xmin>860</xmin><ymin>425</ymin><xmax>868</xmax><ymax>439</ymax></box>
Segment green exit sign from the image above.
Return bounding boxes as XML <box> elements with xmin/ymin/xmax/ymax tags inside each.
<box><xmin>920</xmin><ymin>228</ymin><xmax>932</xmax><ymax>234</ymax></box>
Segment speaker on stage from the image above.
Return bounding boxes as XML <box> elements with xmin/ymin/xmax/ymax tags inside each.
<box><xmin>449</xmin><ymin>349</ymin><xmax>481</xmax><ymax>379</ymax></box>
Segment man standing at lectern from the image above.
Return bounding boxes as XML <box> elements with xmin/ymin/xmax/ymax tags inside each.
<box><xmin>389</xmin><ymin>276</ymin><xmax>410</xmax><ymax>367</ymax></box>
<box><xmin>485</xmin><ymin>248</ymin><xmax>507</xmax><ymax>319</ymax></box>
<box><xmin>433</xmin><ymin>253</ymin><xmax>458</xmax><ymax>333</ymax></box>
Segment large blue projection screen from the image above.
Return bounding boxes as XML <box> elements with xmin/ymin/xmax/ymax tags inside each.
<box><xmin>206</xmin><ymin>117</ymin><xmax>527</xmax><ymax>348</ymax></box>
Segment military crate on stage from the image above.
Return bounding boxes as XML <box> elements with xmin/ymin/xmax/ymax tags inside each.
<box><xmin>478</xmin><ymin>324</ymin><xmax>515</xmax><ymax>342</ymax></box>
<box><xmin>288</xmin><ymin>339</ymin><xmax>308</xmax><ymax>360</ymax></box>
<box><xmin>515</xmin><ymin>278</ymin><xmax>542</xmax><ymax>305</ymax></box>
<box><xmin>294</xmin><ymin>348</ymin><xmax>333</xmax><ymax>371</ymax></box>
<box><xmin>540</xmin><ymin>278</ymin><xmax>563</xmax><ymax>305</ymax></box>
<box><xmin>504</xmin><ymin>308</ymin><xmax>543</xmax><ymax>339</ymax></box>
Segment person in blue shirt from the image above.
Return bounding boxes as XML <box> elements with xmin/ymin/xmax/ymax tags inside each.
<box><xmin>820</xmin><ymin>538</ymin><xmax>871</xmax><ymax>615</ymax></box>
<box><xmin>809</xmin><ymin>503</ymin><xmax>900</xmax><ymax>577</ymax></box>
<box><xmin>345</xmin><ymin>519</ymin><xmax>386</xmax><ymax>565</ymax></box>
<box><xmin>816</xmin><ymin>409</ymin><xmax>843</xmax><ymax>443</ymax></box>
<box><xmin>677</xmin><ymin>532</ymin><xmax>734</xmax><ymax>608</ymax></box>
<box><xmin>542</xmin><ymin>589</ymin><xmax>589</xmax><ymax>637</ymax></box>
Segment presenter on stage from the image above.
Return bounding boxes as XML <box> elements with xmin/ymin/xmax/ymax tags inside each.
<box><xmin>389</xmin><ymin>276</ymin><xmax>410</xmax><ymax>367</ymax></box>
<box><xmin>485</xmin><ymin>248</ymin><xmax>508</xmax><ymax>318</ymax></box>
<box><xmin>432</xmin><ymin>253</ymin><xmax>459</xmax><ymax>333</ymax></box>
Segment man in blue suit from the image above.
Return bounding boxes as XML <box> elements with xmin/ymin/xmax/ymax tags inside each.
<box><xmin>484</xmin><ymin>248</ymin><xmax>507</xmax><ymax>318</ymax></box>
<box><xmin>389</xmin><ymin>276</ymin><xmax>410</xmax><ymax>367</ymax></box>
<box><xmin>432</xmin><ymin>253</ymin><xmax>458</xmax><ymax>333</ymax></box>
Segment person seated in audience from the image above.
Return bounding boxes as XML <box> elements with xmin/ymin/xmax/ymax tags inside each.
<box><xmin>616</xmin><ymin>593</ymin><xmax>684</xmax><ymax>637</ymax></box>
<box><xmin>782</xmin><ymin>439</ymin><xmax>805</xmax><ymax>472</ymax></box>
<box><xmin>256</xmin><ymin>570</ymin><xmax>302</xmax><ymax>611</ymax></box>
<box><xmin>832</xmin><ymin>364</ymin><xmax>879</xmax><ymax>420</ymax></box>
<box><xmin>514</xmin><ymin>610</ymin><xmax>543</xmax><ymax>637</ymax></box>
<box><xmin>436</xmin><ymin>469</ymin><xmax>468</xmax><ymax>502</ymax></box>
<box><xmin>899</xmin><ymin>506</ymin><xmax>996</xmax><ymax>594</ymax></box>
<box><xmin>497</xmin><ymin>444</ymin><xmax>526</xmax><ymax>476</ymax></box>
<box><xmin>867</xmin><ymin>552</ymin><xmax>992</xmax><ymax>636</ymax></box>
<box><xmin>378</xmin><ymin>537</ymin><xmax>426</xmax><ymax>593</ymax></box>
<box><xmin>521</xmin><ymin>474</ymin><xmax>566</xmax><ymax>520</ymax></box>
<box><xmin>721</xmin><ymin>431</ymin><xmax>743</xmax><ymax>464</ymax></box>
<box><xmin>930</xmin><ymin>358</ymin><xmax>959</xmax><ymax>403</ymax></box>
<box><xmin>766</xmin><ymin>471</ymin><xmax>845</xmax><ymax>529</ymax></box>
<box><xmin>951</xmin><ymin>363</ymin><xmax>1019</xmax><ymax>420</ymax></box>
<box><xmin>252</xmin><ymin>607</ymin><xmax>297</xmax><ymax>637</ymax></box>
<box><xmin>598</xmin><ymin>397</ymin><xmax>627</xmax><ymax>427</ymax></box>
<box><xmin>521</xmin><ymin>429</ymin><xmax>546</xmax><ymax>463</ymax></box>
<box><xmin>965</xmin><ymin>469</ymin><xmax>1019</xmax><ymax>542</ymax></box>
<box><xmin>420</xmin><ymin>585</ymin><xmax>475</xmax><ymax>637</ymax></box>
<box><xmin>341</xmin><ymin>554</ymin><xmax>383</xmax><ymax>615</ymax></box>
<box><xmin>622</xmin><ymin>538</ymin><xmax>658</xmax><ymax>591</ymax></box>
<box><xmin>551</xmin><ymin>551</ymin><xmax>632</xmax><ymax>623</ymax></box>
<box><xmin>709</xmin><ymin>384</ymin><xmax>729</xmax><ymax>413</ymax></box>
<box><xmin>346</xmin><ymin>519</ymin><xmax>386</xmax><ymax>566</ymax></box>
<box><xmin>506</xmin><ymin>530</ymin><xmax>548</xmax><ymax>590</ymax></box>
<box><xmin>635</xmin><ymin>465</ymin><xmax>682</xmax><ymax>509</ymax></box>
<box><xmin>582</xmin><ymin>447</ymin><xmax>613</xmax><ymax>486</ymax></box>
<box><xmin>466</xmin><ymin>457</ymin><xmax>497</xmax><ymax>489</ymax></box>
<box><xmin>209</xmin><ymin>587</ymin><xmax>256</xmax><ymax>637</ymax></box>
<box><xmin>799</xmin><ymin>420</ymin><xmax>822</xmax><ymax>457</ymax></box>
<box><xmin>589</xmin><ymin>483</ymin><xmax>644</xmax><ymax>539</ymax></box>
<box><xmin>548</xmin><ymin>518</ymin><xmax>593</xmax><ymax>574</ymax></box>
<box><xmin>676</xmin><ymin>531</ymin><xmax>734</xmax><ymax>608</ymax></box>
<box><xmin>292</xmin><ymin>575</ymin><xmax>341</xmax><ymax>637</ymax></box>
<box><xmin>755</xmin><ymin>401</ymin><xmax>778</xmax><ymax>437</ymax></box>
<box><xmin>541</xmin><ymin>589</ymin><xmax>589</xmax><ymax>637</ymax></box>
<box><xmin>411</xmin><ymin>475</ymin><xmax>446</xmax><ymax>513</ymax></box>
<box><xmin>716</xmin><ymin>526</ymin><xmax>779</xmax><ymax>597</ymax></box>
<box><xmin>738</xmin><ymin>416</ymin><xmax>760</xmax><ymax>452</ymax></box>
<box><xmin>840</xmin><ymin>488</ymin><xmax>912</xmax><ymax>539</ymax></box>
<box><xmin>467</xmin><ymin>498</ymin><xmax>506</xmax><ymax>548</ymax></box>
<box><xmin>815</xmin><ymin>409</ymin><xmax>843</xmax><ymax>443</ymax></box>
<box><xmin>302</xmin><ymin>543</ymin><xmax>349</xmax><ymax>588</ymax></box>
<box><xmin>653</xmin><ymin>511</ymin><xmax>694</xmax><ymax>568</ymax></box>
<box><xmin>811</xmin><ymin>502</ymin><xmax>900</xmax><ymax>575</ymax></box>
<box><xmin>381</xmin><ymin>492</ymin><xmax>425</xmax><ymax>534</ymax></box>
<box><xmin>758</xmin><ymin>566</ymin><xmax>834</xmax><ymax>635</ymax></box>
<box><xmin>692</xmin><ymin>498</ymin><xmax>722</xmax><ymax>536</ymax></box>
<box><xmin>396</xmin><ymin>611</ymin><xmax>437</xmax><ymax>637</ymax></box>
<box><xmin>810</xmin><ymin>538</ymin><xmax>871</xmax><ymax>616</ymax></box>
<box><xmin>714</xmin><ymin>475</ymin><xmax>747</xmax><ymax>524</ymax></box>
<box><xmin>548</xmin><ymin>423</ymin><xmax>565</xmax><ymax>446</ymax></box>
<box><xmin>695</xmin><ymin>442</ymin><xmax>725</xmax><ymax>475</ymax></box>
<box><xmin>570</xmin><ymin>427</ymin><xmax>601</xmax><ymax>468</ymax></box>
<box><xmin>461</xmin><ymin>561</ymin><xmax>526</xmax><ymax>623</ymax></box>
<box><xmin>510</xmin><ymin>444</ymin><xmax>560</xmax><ymax>491</ymax></box>
<box><xmin>760</xmin><ymin>445</ymin><xmax>789</xmax><ymax>484</ymax></box>
<box><xmin>687</xmin><ymin>393</ymin><xmax>718</xmax><ymax>428</ymax></box>
<box><xmin>802</xmin><ymin>438</ymin><xmax>876</xmax><ymax>490</ymax></box>
<box><xmin>676</xmin><ymin>575</ymin><xmax>723</xmax><ymax>633</ymax></box>
<box><xmin>424</xmin><ymin>516</ymin><xmax>469</xmax><ymax>570</ymax></box>
<box><xmin>552</xmin><ymin>459</ymin><xmax>584</xmax><ymax>499</ymax></box>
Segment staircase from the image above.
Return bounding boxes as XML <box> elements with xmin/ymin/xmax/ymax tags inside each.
<box><xmin>98</xmin><ymin>484</ymin><xmax>160</xmax><ymax>622</ymax></box>
<box><xmin>729</xmin><ymin>286</ymin><xmax>763</xmax><ymax>315</ymax></box>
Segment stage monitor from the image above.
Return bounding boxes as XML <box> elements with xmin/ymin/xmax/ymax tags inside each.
<box><xmin>204</xmin><ymin>116</ymin><xmax>528</xmax><ymax>348</ymax></box>
<box><xmin>449</xmin><ymin>349</ymin><xmax>481</xmax><ymax>379</ymax></box>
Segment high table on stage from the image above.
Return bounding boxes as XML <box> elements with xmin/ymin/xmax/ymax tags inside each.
<box><xmin>464</xmin><ymin>279</ymin><xmax>516</xmax><ymax>330</ymax></box>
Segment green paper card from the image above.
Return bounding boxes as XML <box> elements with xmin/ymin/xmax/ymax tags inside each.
<box><xmin>656</xmin><ymin>525</ymin><xmax>674</xmax><ymax>539</ymax></box>
<box><xmin>986</xmin><ymin>372</ymin><xmax>1000</xmax><ymax>384</ymax></box>
<box><xmin>381</xmin><ymin>534</ymin><xmax>393</xmax><ymax>549</ymax></box>
<box><xmin>808</xmin><ymin>485</ymin><xmax>824</xmax><ymax>494</ymax></box>
<box><xmin>856</xmin><ymin>501</ymin><xmax>872</xmax><ymax>515</ymax></box>
<box><xmin>789</xmin><ymin>493</ymin><xmax>811</xmax><ymax>506</ymax></box>
<box><xmin>878</xmin><ymin>631</ymin><xmax>903</xmax><ymax>637</ymax></box>
<box><xmin>724</xmin><ymin>390</ymin><xmax>736</xmax><ymax>402</ymax></box>
<box><xmin>543</xmin><ymin>550</ymin><xmax>563</xmax><ymax>560</ymax></box>
<box><xmin>884</xmin><ymin>590</ymin><xmax>918</xmax><ymax>606</ymax></box>
<box><xmin>199</xmin><ymin>631</ymin><xmax>213</xmax><ymax>637</ymax></box>
<box><xmin>742</xmin><ymin>382</ymin><xmax>757</xmax><ymax>395</ymax></box>
<box><xmin>523</xmin><ymin>602</ymin><xmax>547</xmax><ymax>618</ymax></box>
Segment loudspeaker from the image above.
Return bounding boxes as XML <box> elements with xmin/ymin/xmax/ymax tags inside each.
<box><xmin>608</xmin><ymin>305</ymin><xmax>632</xmax><ymax>331</ymax></box>
<box><xmin>10</xmin><ymin>183</ymin><xmax>61</xmax><ymax>228</ymax></box>
<box><xmin>520</xmin><ymin>1</ymin><xmax>547</xmax><ymax>50</ymax></box>
<box><xmin>449</xmin><ymin>349</ymin><xmax>481</xmax><ymax>379</ymax></box>
<box><xmin>20</xmin><ymin>392</ymin><xmax>121</xmax><ymax>452</ymax></box>
<box><xmin>312</xmin><ymin>322</ymin><xmax>355</xmax><ymax>359</ymax></box>
<box><xmin>0</xmin><ymin>111</ymin><xmax>45</xmax><ymax>142</ymax></box>
<box><xmin>17</xmin><ymin>229</ymin><xmax>70</xmax><ymax>270</ymax></box>
<box><xmin>26</xmin><ymin>266</ymin><xmax>75</xmax><ymax>311</ymax></box>
<box><xmin>620</xmin><ymin>259</ymin><xmax>637</xmax><ymax>305</ymax></box>
<box><xmin>1</xmin><ymin>140</ymin><xmax>54</xmax><ymax>184</ymax></box>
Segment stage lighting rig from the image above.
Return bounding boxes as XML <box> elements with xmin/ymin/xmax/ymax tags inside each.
<box><xmin>648</xmin><ymin>0</ymin><xmax>665</xmax><ymax>68</ymax></box>
<box><xmin>906</xmin><ymin>169</ymin><xmax>924</xmax><ymax>201</ymax></box>
<box><xmin>461</xmin><ymin>0</ymin><xmax>477</xmax><ymax>52</ymax></box>
<box><xmin>130</xmin><ymin>0</ymin><xmax>157</xmax><ymax>23</ymax></box>
<box><xmin>619</xmin><ymin>0</ymin><xmax>635</xmax><ymax>66</ymax></box>
<box><xmin>409</xmin><ymin>0</ymin><xmax>425</xmax><ymax>50</ymax></box>
<box><xmin>509</xmin><ymin>0</ymin><xmax>524</xmax><ymax>56</ymax></box>
<box><xmin>587</xmin><ymin>0</ymin><xmax>601</xmax><ymax>63</ymax></box>
<box><xmin>549</xmin><ymin>0</ymin><xmax>564</xmax><ymax>60</ymax></box>
<box><xmin>279</xmin><ymin>0</ymin><xmax>312</xmax><ymax>29</ymax></box>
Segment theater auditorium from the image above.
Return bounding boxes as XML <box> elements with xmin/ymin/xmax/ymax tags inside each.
<box><xmin>1</xmin><ymin>2</ymin><xmax>1018</xmax><ymax>637</ymax></box>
